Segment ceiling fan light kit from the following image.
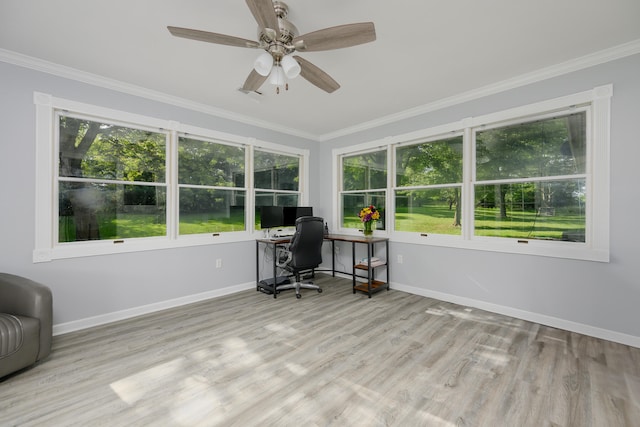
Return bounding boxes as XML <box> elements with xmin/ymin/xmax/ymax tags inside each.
<box><xmin>280</xmin><ymin>54</ymin><xmax>301</xmax><ymax>79</ymax></box>
<box><xmin>168</xmin><ymin>0</ymin><xmax>376</xmax><ymax>95</ymax></box>
<box><xmin>254</xmin><ymin>51</ymin><xmax>274</xmax><ymax>76</ymax></box>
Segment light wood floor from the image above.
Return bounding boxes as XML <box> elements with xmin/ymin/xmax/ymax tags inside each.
<box><xmin>2</xmin><ymin>275</ymin><xmax>639</xmax><ymax>426</ymax></box>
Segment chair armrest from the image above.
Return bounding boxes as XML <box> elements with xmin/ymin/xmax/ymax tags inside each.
<box><xmin>0</xmin><ymin>273</ymin><xmax>53</xmax><ymax>359</ymax></box>
<box><xmin>275</xmin><ymin>247</ymin><xmax>292</xmax><ymax>268</ymax></box>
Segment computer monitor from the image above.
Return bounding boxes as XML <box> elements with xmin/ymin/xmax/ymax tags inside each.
<box><xmin>283</xmin><ymin>206</ymin><xmax>313</xmax><ymax>226</ymax></box>
<box><xmin>259</xmin><ymin>206</ymin><xmax>284</xmax><ymax>229</ymax></box>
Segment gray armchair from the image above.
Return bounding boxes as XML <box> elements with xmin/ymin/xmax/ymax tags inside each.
<box><xmin>0</xmin><ymin>273</ymin><xmax>53</xmax><ymax>378</ymax></box>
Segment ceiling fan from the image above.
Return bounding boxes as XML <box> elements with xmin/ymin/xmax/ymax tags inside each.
<box><xmin>168</xmin><ymin>0</ymin><xmax>376</xmax><ymax>94</ymax></box>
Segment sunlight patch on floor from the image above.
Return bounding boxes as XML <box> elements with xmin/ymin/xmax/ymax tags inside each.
<box><xmin>264</xmin><ymin>322</ymin><xmax>298</xmax><ymax>335</ymax></box>
<box><xmin>285</xmin><ymin>361</ymin><xmax>308</xmax><ymax>376</ymax></box>
<box><xmin>110</xmin><ymin>358</ymin><xmax>187</xmax><ymax>405</ymax></box>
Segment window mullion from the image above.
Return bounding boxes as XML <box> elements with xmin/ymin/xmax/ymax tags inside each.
<box><xmin>463</xmin><ymin>126</ymin><xmax>474</xmax><ymax>240</ymax></box>
<box><xmin>167</xmin><ymin>129</ymin><xmax>178</xmax><ymax>240</ymax></box>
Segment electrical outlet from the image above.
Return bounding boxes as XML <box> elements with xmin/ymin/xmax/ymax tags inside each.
<box><xmin>216</xmin><ymin>259</ymin><xmax>222</xmax><ymax>268</ymax></box>
<box><xmin>397</xmin><ymin>254</ymin><xmax>403</xmax><ymax>264</ymax></box>
<box><xmin>335</xmin><ymin>245</ymin><xmax>340</xmax><ymax>254</ymax></box>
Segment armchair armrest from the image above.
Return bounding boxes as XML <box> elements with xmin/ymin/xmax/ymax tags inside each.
<box><xmin>0</xmin><ymin>273</ymin><xmax>53</xmax><ymax>360</ymax></box>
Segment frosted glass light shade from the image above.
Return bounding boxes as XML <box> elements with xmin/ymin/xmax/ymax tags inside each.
<box><xmin>268</xmin><ymin>65</ymin><xmax>286</xmax><ymax>86</ymax></box>
<box><xmin>281</xmin><ymin>55</ymin><xmax>301</xmax><ymax>79</ymax></box>
<box><xmin>254</xmin><ymin>52</ymin><xmax>273</xmax><ymax>76</ymax></box>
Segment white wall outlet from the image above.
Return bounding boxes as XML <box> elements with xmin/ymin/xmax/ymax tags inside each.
<box><xmin>397</xmin><ymin>254</ymin><xmax>403</xmax><ymax>264</ymax></box>
<box><xmin>216</xmin><ymin>259</ymin><xmax>222</xmax><ymax>268</ymax></box>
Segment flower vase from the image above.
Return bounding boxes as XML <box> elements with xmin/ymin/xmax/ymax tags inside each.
<box><xmin>363</xmin><ymin>221</ymin><xmax>373</xmax><ymax>236</ymax></box>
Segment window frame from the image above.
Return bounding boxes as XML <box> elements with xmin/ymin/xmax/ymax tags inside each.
<box><xmin>253</xmin><ymin>146</ymin><xmax>308</xmax><ymax>230</ymax></box>
<box><xmin>337</xmin><ymin>147</ymin><xmax>389</xmax><ymax>232</ymax></box>
<box><xmin>33</xmin><ymin>93</ymin><xmax>309</xmax><ymax>262</ymax></box>
<box><xmin>333</xmin><ymin>85</ymin><xmax>611</xmax><ymax>262</ymax></box>
<box><xmin>176</xmin><ymin>133</ymin><xmax>249</xmax><ymax>238</ymax></box>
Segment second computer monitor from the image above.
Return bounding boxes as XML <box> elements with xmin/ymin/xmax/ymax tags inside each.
<box><xmin>283</xmin><ymin>206</ymin><xmax>313</xmax><ymax>226</ymax></box>
<box><xmin>260</xmin><ymin>206</ymin><xmax>284</xmax><ymax>229</ymax></box>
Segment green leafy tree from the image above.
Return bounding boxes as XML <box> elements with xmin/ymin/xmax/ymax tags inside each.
<box><xmin>396</xmin><ymin>136</ymin><xmax>463</xmax><ymax>225</ymax></box>
<box><xmin>58</xmin><ymin>116</ymin><xmax>166</xmax><ymax>241</ymax></box>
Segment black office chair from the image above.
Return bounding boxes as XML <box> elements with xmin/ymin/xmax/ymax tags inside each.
<box><xmin>276</xmin><ymin>216</ymin><xmax>324</xmax><ymax>299</ymax></box>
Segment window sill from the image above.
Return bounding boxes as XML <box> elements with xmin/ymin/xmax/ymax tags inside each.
<box><xmin>392</xmin><ymin>232</ymin><xmax>609</xmax><ymax>263</ymax></box>
<box><xmin>33</xmin><ymin>232</ymin><xmax>256</xmax><ymax>262</ymax></box>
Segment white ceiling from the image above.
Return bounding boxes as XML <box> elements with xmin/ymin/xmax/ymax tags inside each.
<box><xmin>2</xmin><ymin>0</ymin><xmax>640</xmax><ymax>140</ymax></box>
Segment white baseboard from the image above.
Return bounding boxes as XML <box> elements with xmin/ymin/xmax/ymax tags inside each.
<box><xmin>53</xmin><ymin>278</ymin><xmax>640</xmax><ymax>349</ymax></box>
<box><xmin>392</xmin><ymin>282</ymin><xmax>640</xmax><ymax>349</ymax></box>
<box><xmin>52</xmin><ymin>281</ymin><xmax>256</xmax><ymax>336</ymax></box>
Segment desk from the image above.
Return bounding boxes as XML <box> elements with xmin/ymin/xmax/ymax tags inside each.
<box><xmin>256</xmin><ymin>234</ymin><xmax>390</xmax><ymax>298</ymax></box>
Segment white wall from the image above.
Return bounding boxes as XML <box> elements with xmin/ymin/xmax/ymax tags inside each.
<box><xmin>318</xmin><ymin>54</ymin><xmax>640</xmax><ymax>347</ymax></box>
<box><xmin>0</xmin><ymin>61</ymin><xmax>317</xmax><ymax>332</ymax></box>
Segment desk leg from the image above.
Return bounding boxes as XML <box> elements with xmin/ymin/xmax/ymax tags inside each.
<box><xmin>256</xmin><ymin>241</ymin><xmax>260</xmax><ymax>291</ymax></box>
<box><xmin>386</xmin><ymin>240</ymin><xmax>390</xmax><ymax>291</ymax></box>
<box><xmin>272</xmin><ymin>242</ymin><xmax>278</xmax><ymax>298</ymax></box>
<box><xmin>367</xmin><ymin>242</ymin><xmax>373</xmax><ymax>298</ymax></box>
<box><xmin>331</xmin><ymin>240</ymin><xmax>336</xmax><ymax>277</ymax></box>
<box><xmin>351</xmin><ymin>242</ymin><xmax>356</xmax><ymax>293</ymax></box>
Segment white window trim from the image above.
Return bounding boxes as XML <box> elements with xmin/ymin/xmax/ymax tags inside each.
<box><xmin>334</xmin><ymin>146</ymin><xmax>390</xmax><ymax>235</ymax></box>
<box><xmin>333</xmin><ymin>85</ymin><xmax>611</xmax><ymax>262</ymax></box>
<box><xmin>33</xmin><ymin>93</ymin><xmax>309</xmax><ymax>262</ymax></box>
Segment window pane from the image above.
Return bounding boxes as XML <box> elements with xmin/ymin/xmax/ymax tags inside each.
<box><xmin>342</xmin><ymin>150</ymin><xmax>387</xmax><ymax>191</ymax></box>
<box><xmin>396</xmin><ymin>136</ymin><xmax>463</xmax><ymax>186</ymax></box>
<box><xmin>474</xmin><ymin>179</ymin><xmax>586</xmax><ymax>241</ymax></box>
<box><xmin>178</xmin><ymin>137</ymin><xmax>245</xmax><ymax>187</ymax></box>
<box><xmin>59</xmin><ymin>116</ymin><xmax>166</xmax><ymax>181</ymax></box>
<box><xmin>254</xmin><ymin>150</ymin><xmax>299</xmax><ymax>191</ymax></box>
<box><xmin>341</xmin><ymin>192</ymin><xmax>386</xmax><ymax>230</ymax></box>
<box><xmin>395</xmin><ymin>188</ymin><xmax>462</xmax><ymax>235</ymax></box>
<box><xmin>476</xmin><ymin>112</ymin><xmax>586</xmax><ymax>181</ymax></box>
<box><xmin>179</xmin><ymin>188</ymin><xmax>245</xmax><ymax>234</ymax></box>
<box><xmin>59</xmin><ymin>182</ymin><xmax>166</xmax><ymax>242</ymax></box>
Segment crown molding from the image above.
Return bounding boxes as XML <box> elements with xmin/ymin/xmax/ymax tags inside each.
<box><xmin>0</xmin><ymin>48</ymin><xmax>317</xmax><ymax>141</ymax></box>
<box><xmin>2</xmin><ymin>38</ymin><xmax>640</xmax><ymax>143</ymax></box>
<box><xmin>318</xmin><ymin>38</ymin><xmax>640</xmax><ymax>142</ymax></box>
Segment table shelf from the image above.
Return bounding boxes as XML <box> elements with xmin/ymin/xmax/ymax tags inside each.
<box><xmin>353</xmin><ymin>279</ymin><xmax>387</xmax><ymax>295</ymax></box>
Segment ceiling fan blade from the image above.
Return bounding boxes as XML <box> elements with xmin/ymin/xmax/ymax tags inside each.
<box><xmin>245</xmin><ymin>0</ymin><xmax>280</xmax><ymax>39</ymax></box>
<box><xmin>293</xmin><ymin>22</ymin><xmax>376</xmax><ymax>52</ymax></box>
<box><xmin>293</xmin><ymin>56</ymin><xmax>340</xmax><ymax>93</ymax></box>
<box><xmin>168</xmin><ymin>26</ymin><xmax>261</xmax><ymax>49</ymax></box>
<box><xmin>242</xmin><ymin>69</ymin><xmax>268</xmax><ymax>92</ymax></box>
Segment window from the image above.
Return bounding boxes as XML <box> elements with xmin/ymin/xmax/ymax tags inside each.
<box><xmin>254</xmin><ymin>149</ymin><xmax>302</xmax><ymax>229</ymax></box>
<box><xmin>178</xmin><ymin>136</ymin><xmax>246</xmax><ymax>234</ymax></box>
<box><xmin>394</xmin><ymin>135</ymin><xmax>463</xmax><ymax>235</ymax></box>
<box><xmin>58</xmin><ymin>115</ymin><xmax>168</xmax><ymax>242</ymax></box>
<box><xmin>334</xmin><ymin>85</ymin><xmax>611</xmax><ymax>261</ymax></box>
<box><xmin>33</xmin><ymin>93</ymin><xmax>308</xmax><ymax>261</ymax></box>
<box><xmin>339</xmin><ymin>149</ymin><xmax>387</xmax><ymax>231</ymax></box>
<box><xmin>474</xmin><ymin>112</ymin><xmax>587</xmax><ymax>242</ymax></box>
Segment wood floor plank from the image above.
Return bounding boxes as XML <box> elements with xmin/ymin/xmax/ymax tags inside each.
<box><xmin>1</xmin><ymin>274</ymin><xmax>639</xmax><ymax>426</ymax></box>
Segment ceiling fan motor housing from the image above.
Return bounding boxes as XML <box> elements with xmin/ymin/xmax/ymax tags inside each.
<box><xmin>258</xmin><ymin>1</ymin><xmax>297</xmax><ymax>60</ymax></box>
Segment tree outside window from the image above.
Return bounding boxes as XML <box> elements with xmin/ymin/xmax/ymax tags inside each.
<box><xmin>178</xmin><ymin>136</ymin><xmax>246</xmax><ymax>234</ymax></box>
<box><xmin>340</xmin><ymin>150</ymin><xmax>387</xmax><ymax>230</ymax></box>
<box><xmin>254</xmin><ymin>149</ymin><xmax>301</xmax><ymax>229</ymax></box>
<box><xmin>474</xmin><ymin>112</ymin><xmax>587</xmax><ymax>241</ymax></box>
<box><xmin>58</xmin><ymin>115</ymin><xmax>167</xmax><ymax>242</ymax></box>
<box><xmin>394</xmin><ymin>135</ymin><xmax>463</xmax><ymax>234</ymax></box>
